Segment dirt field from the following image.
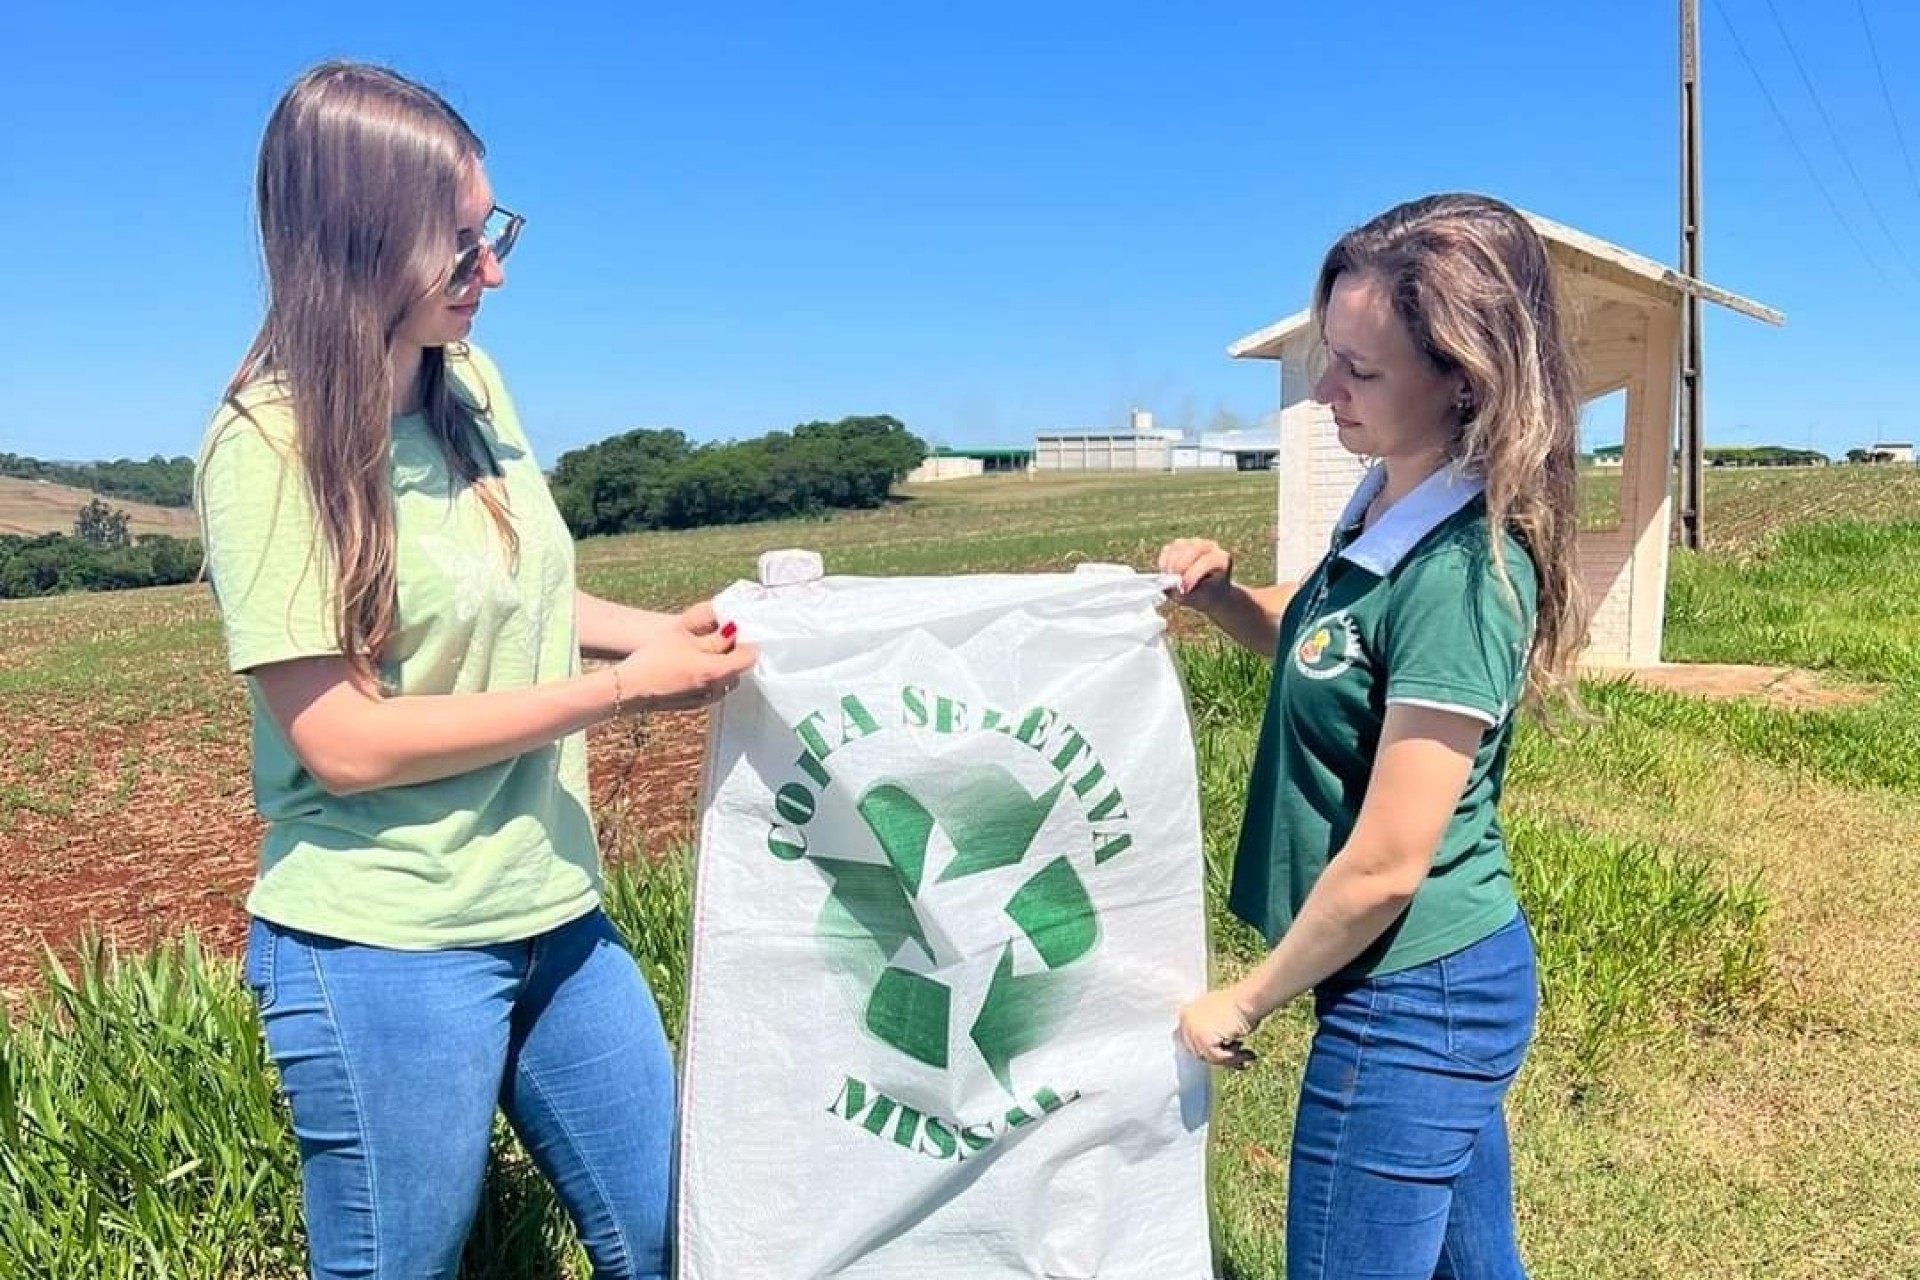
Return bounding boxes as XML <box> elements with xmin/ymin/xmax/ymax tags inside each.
<box><xmin>0</xmin><ymin>676</ymin><xmax>712</xmax><ymax>1002</ymax></box>
<box><xmin>0</xmin><ymin>476</ymin><xmax>197</xmax><ymax>538</ymax></box>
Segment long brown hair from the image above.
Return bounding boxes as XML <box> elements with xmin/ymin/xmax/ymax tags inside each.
<box><xmin>221</xmin><ymin>61</ymin><xmax>516</xmax><ymax>687</ymax></box>
<box><xmin>1313</xmin><ymin>193</ymin><xmax>1586</xmax><ymax>710</ymax></box>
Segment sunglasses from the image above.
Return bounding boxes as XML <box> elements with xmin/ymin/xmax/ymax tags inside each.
<box><xmin>446</xmin><ymin>204</ymin><xmax>524</xmax><ymax>296</ymax></box>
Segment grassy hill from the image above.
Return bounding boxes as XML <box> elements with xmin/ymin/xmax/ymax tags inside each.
<box><xmin>0</xmin><ymin>476</ymin><xmax>197</xmax><ymax>539</ymax></box>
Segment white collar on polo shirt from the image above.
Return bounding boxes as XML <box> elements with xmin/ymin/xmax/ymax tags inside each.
<box><xmin>1334</xmin><ymin>463</ymin><xmax>1486</xmax><ymax>575</ymax></box>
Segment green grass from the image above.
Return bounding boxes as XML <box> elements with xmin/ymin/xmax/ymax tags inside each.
<box><xmin>0</xmin><ymin>938</ymin><xmax>302</xmax><ymax>1279</ymax></box>
<box><xmin>1578</xmin><ymin>467</ymin><xmax>1623</xmax><ymax>532</ymax></box>
<box><xmin>3</xmin><ymin>466</ymin><xmax>1919</xmax><ymax>1277</ymax></box>
<box><xmin>1667</xmin><ymin>520</ymin><xmax>1920</xmax><ymax>682</ymax></box>
<box><xmin>0</xmin><ymin>858</ymin><xmax>696</xmax><ymax>1280</ymax></box>
<box><xmin>572</xmin><ymin>471</ymin><xmax>1281</xmax><ymax>609</ymax></box>
<box><xmin>1655</xmin><ymin>520</ymin><xmax>1920</xmax><ymax>793</ymax></box>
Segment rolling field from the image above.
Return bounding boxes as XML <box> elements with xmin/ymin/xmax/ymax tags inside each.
<box><xmin>0</xmin><ymin>476</ymin><xmax>197</xmax><ymax>538</ymax></box>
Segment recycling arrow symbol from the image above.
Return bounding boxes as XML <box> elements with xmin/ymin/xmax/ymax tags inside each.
<box><xmin>809</xmin><ymin>764</ymin><xmax>1100</xmax><ymax>1092</ymax></box>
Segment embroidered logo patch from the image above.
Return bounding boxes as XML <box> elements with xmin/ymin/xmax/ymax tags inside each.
<box><xmin>1293</xmin><ymin>612</ymin><xmax>1363</xmax><ymax>681</ymax></box>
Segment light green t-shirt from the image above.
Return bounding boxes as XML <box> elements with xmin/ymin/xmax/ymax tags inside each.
<box><xmin>195</xmin><ymin>344</ymin><xmax>601</xmax><ymax>949</ymax></box>
<box><xmin>1231</xmin><ymin>464</ymin><xmax>1534</xmax><ymax>979</ymax></box>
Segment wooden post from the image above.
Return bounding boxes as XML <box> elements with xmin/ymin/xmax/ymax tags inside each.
<box><xmin>1679</xmin><ymin>0</ymin><xmax>1706</xmax><ymax>550</ymax></box>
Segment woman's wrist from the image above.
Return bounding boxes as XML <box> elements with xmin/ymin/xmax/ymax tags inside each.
<box><xmin>586</xmin><ymin>665</ymin><xmax>627</xmax><ymax>724</ymax></box>
<box><xmin>1229</xmin><ymin>976</ymin><xmax>1275</xmax><ymax>1026</ymax></box>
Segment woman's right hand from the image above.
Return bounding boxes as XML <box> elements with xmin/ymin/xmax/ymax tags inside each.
<box><xmin>610</xmin><ymin>619</ymin><xmax>758</xmax><ymax>715</ymax></box>
<box><xmin>1156</xmin><ymin>538</ymin><xmax>1236</xmax><ymax>615</ymax></box>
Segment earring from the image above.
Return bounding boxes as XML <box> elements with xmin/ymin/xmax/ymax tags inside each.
<box><xmin>1455</xmin><ymin>391</ymin><xmax>1476</xmax><ymax>418</ymax></box>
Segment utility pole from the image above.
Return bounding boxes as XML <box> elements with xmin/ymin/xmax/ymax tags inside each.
<box><xmin>1679</xmin><ymin>0</ymin><xmax>1706</xmax><ymax>550</ymax></box>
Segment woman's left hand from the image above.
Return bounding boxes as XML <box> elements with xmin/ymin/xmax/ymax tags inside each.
<box><xmin>1178</xmin><ymin>987</ymin><xmax>1260</xmax><ymax>1070</ymax></box>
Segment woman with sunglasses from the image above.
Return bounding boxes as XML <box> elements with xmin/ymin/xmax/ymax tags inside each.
<box><xmin>195</xmin><ymin>62</ymin><xmax>754</xmax><ymax>1279</ymax></box>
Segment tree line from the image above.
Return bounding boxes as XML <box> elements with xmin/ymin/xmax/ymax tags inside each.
<box><xmin>548</xmin><ymin>415</ymin><xmax>927</xmax><ymax>536</ymax></box>
<box><xmin>0</xmin><ymin>500</ymin><xmax>200</xmax><ymax>599</ymax></box>
<box><xmin>2</xmin><ymin>415</ymin><xmax>927</xmax><ymax>598</ymax></box>
<box><xmin>0</xmin><ymin>453</ymin><xmax>195</xmax><ymax>508</ymax></box>
<box><xmin>1705</xmin><ymin>446</ymin><xmax>1829</xmax><ymax>467</ymax></box>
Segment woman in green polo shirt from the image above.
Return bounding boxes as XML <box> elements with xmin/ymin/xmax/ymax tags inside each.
<box><xmin>196</xmin><ymin>63</ymin><xmax>757</xmax><ymax>1279</ymax></box>
<box><xmin>1159</xmin><ymin>193</ymin><xmax>1583</xmax><ymax>1279</ymax></box>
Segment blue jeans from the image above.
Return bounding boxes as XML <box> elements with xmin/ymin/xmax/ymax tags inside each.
<box><xmin>245</xmin><ymin>908</ymin><xmax>676</xmax><ymax>1280</ymax></box>
<box><xmin>1286</xmin><ymin>910</ymin><xmax>1537</xmax><ymax>1280</ymax></box>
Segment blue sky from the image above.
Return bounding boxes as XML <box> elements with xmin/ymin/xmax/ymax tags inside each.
<box><xmin>4</xmin><ymin>0</ymin><xmax>1918</xmax><ymax>463</ymax></box>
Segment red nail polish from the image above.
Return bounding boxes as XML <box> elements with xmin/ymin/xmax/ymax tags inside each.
<box><xmin>721</xmin><ymin>621</ymin><xmax>738</xmax><ymax>640</ymax></box>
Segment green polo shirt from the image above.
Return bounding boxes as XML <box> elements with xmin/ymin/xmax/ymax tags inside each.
<box><xmin>1230</xmin><ymin>464</ymin><xmax>1535</xmax><ymax>979</ymax></box>
<box><xmin>195</xmin><ymin>344</ymin><xmax>602</xmax><ymax>949</ymax></box>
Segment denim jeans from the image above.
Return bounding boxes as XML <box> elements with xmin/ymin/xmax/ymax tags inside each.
<box><xmin>1286</xmin><ymin>910</ymin><xmax>1538</xmax><ymax>1280</ymax></box>
<box><xmin>245</xmin><ymin>908</ymin><xmax>676</xmax><ymax>1280</ymax></box>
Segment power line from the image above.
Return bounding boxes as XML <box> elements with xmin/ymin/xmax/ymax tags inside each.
<box><xmin>1855</xmin><ymin>0</ymin><xmax>1920</xmax><ymax>209</ymax></box>
<box><xmin>1708</xmin><ymin>0</ymin><xmax>1904</xmax><ymax>290</ymax></box>
<box><xmin>1758</xmin><ymin>0</ymin><xmax>1920</xmax><ymax>284</ymax></box>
